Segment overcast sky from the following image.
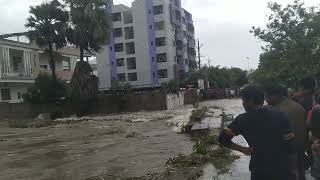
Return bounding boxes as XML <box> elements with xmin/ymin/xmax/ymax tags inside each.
<box><xmin>0</xmin><ymin>0</ymin><xmax>319</xmax><ymax>70</ymax></box>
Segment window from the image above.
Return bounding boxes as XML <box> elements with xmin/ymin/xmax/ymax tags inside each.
<box><xmin>156</xmin><ymin>53</ymin><xmax>167</xmax><ymax>63</ymax></box>
<box><xmin>17</xmin><ymin>92</ymin><xmax>21</xmax><ymax>99</ymax></box>
<box><xmin>173</xmin><ymin>0</ymin><xmax>180</xmax><ymax>7</ymax></box>
<box><xmin>182</xmin><ymin>17</ymin><xmax>186</xmax><ymax>24</ymax></box>
<box><xmin>155</xmin><ymin>37</ymin><xmax>166</xmax><ymax>47</ymax></box>
<box><xmin>114</xmin><ymin>43</ymin><xmax>124</xmax><ymax>52</ymax></box>
<box><xmin>127</xmin><ymin>57</ymin><xmax>136</xmax><ymax>70</ymax></box>
<box><xmin>116</xmin><ymin>58</ymin><xmax>125</xmax><ymax>67</ymax></box>
<box><xmin>40</xmin><ymin>64</ymin><xmax>49</xmax><ymax>70</ymax></box>
<box><xmin>175</xmin><ymin>10</ymin><xmax>181</xmax><ymax>22</ymax></box>
<box><xmin>176</xmin><ymin>40</ymin><xmax>183</xmax><ymax>50</ymax></box>
<box><xmin>123</xmin><ymin>11</ymin><xmax>133</xmax><ymax>24</ymax></box>
<box><xmin>124</xmin><ymin>26</ymin><xmax>134</xmax><ymax>40</ymax></box>
<box><xmin>114</xmin><ymin>28</ymin><xmax>122</xmax><ymax>38</ymax></box>
<box><xmin>62</xmin><ymin>57</ymin><xmax>71</xmax><ymax>70</ymax></box>
<box><xmin>155</xmin><ymin>21</ymin><xmax>164</xmax><ymax>31</ymax></box>
<box><xmin>183</xmin><ymin>31</ymin><xmax>187</xmax><ymax>38</ymax></box>
<box><xmin>112</xmin><ymin>12</ymin><xmax>121</xmax><ymax>22</ymax></box>
<box><xmin>10</xmin><ymin>49</ymin><xmax>23</xmax><ymax>73</ymax></box>
<box><xmin>126</xmin><ymin>42</ymin><xmax>135</xmax><ymax>55</ymax></box>
<box><xmin>185</xmin><ymin>59</ymin><xmax>189</xmax><ymax>65</ymax></box>
<box><xmin>1</xmin><ymin>88</ymin><xmax>11</xmax><ymax>101</ymax></box>
<box><xmin>128</xmin><ymin>72</ymin><xmax>137</xmax><ymax>81</ymax></box>
<box><xmin>153</xmin><ymin>5</ymin><xmax>163</xmax><ymax>15</ymax></box>
<box><xmin>187</xmin><ymin>23</ymin><xmax>194</xmax><ymax>33</ymax></box>
<box><xmin>158</xmin><ymin>69</ymin><xmax>168</xmax><ymax>78</ymax></box>
<box><xmin>117</xmin><ymin>73</ymin><xmax>126</xmax><ymax>81</ymax></box>
<box><xmin>177</xmin><ymin>55</ymin><xmax>183</xmax><ymax>64</ymax></box>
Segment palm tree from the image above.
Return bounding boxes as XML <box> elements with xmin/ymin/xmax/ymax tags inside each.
<box><xmin>65</xmin><ymin>0</ymin><xmax>111</xmax><ymax>109</ymax></box>
<box><xmin>25</xmin><ymin>0</ymin><xmax>69</xmax><ymax>80</ymax></box>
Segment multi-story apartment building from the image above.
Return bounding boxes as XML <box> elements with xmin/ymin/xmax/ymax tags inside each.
<box><xmin>0</xmin><ymin>36</ymin><xmax>85</xmax><ymax>103</ymax></box>
<box><xmin>97</xmin><ymin>0</ymin><xmax>196</xmax><ymax>90</ymax></box>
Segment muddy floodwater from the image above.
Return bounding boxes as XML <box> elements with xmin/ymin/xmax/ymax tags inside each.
<box><xmin>0</xmin><ymin>99</ymin><xmax>313</xmax><ymax>180</ymax></box>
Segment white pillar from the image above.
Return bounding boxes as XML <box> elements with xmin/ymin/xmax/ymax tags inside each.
<box><xmin>3</xmin><ymin>47</ymin><xmax>10</xmax><ymax>74</ymax></box>
<box><xmin>23</xmin><ymin>50</ymin><xmax>32</xmax><ymax>76</ymax></box>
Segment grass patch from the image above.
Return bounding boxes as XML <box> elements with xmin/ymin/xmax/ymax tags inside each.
<box><xmin>167</xmin><ymin>136</ymin><xmax>239</xmax><ymax>174</ymax></box>
<box><xmin>190</xmin><ymin>106</ymin><xmax>208</xmax><ymax>122</ymax></box>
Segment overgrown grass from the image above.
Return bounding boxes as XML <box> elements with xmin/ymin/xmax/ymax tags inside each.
<box><xmin>167</xmin><ymin>136</ymin><xmax>239</xmax><ymax>174</ymax></box>
<box><xmin>190</xmin><ymin>106</ymin><xmax>208</xmax><ymax>122</ymax></box>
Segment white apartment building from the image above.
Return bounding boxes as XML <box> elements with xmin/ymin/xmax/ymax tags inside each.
<box><xmin>97</xmin><ymin>0</ymin><xmax>196</xmax><ymax>90</ymax></box>
<box><xmin>0</xmin><ymin>36</ymin><xmax>85</xmax><ymax>103</ymax></box>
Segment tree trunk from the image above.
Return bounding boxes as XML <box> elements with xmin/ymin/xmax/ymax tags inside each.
<box><xmin>49</xmin><ymin>44</ymin><xmax>56</xmax><ymax>81</ymax></box>
<box><xmin>80</xmin><ymin>46</ymin><xmax>84</xmax><ymax>61</ymax></box>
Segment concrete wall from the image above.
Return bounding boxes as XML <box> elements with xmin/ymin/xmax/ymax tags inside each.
<box><xmin>0</xmin><ymin>91</ymin><xmax>166</xmax><ymax>119</ymax></box>
<box><xmin>0</xmin><ymin>91</ymin><xmax>194</xmax><ymax>119</ymax></box>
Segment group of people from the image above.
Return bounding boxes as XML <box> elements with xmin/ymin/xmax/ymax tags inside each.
<box><xmin>218</xmin><ymin>77</ymin><xmax>320</xmax><ymax>180</ymax></box>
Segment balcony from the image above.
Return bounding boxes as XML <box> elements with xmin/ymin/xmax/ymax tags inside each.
<box><xmin>0</xmin><ymin>48</ymin><xmax>32</xmax><ymax>80</ymax></box>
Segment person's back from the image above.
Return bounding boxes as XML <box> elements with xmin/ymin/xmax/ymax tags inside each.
<box><xmin>293</xmin><ymin>77</ymin><xmax>316</xmax><ymax>112</ymax></box>
<box><xmin>219</xmin><ymin>85</ymin><xmax>294</xmax><ymax>180</ymax></box>
<box><xmin>275</xmin><ymin>99</ymin><xmax>307</xmax><ymax>151</ymax></box>
<box><xmin>230</xmin><ymin>107</ymin><xmax>292</xmax><ymax>177</ymax></box>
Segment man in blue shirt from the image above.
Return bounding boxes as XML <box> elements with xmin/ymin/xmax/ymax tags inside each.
<box><xmin>219</xmin><ymin>85</ymin><xmax>296</xmax><ymax>180</ymax></box>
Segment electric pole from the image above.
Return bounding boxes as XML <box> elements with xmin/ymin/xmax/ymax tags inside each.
<box><xmin>197</xmin><ymin>39</ymin><xmax>203</xmax><ymax>69</ymax></box>
<box><xmin>207</xmin><ymin>58</ymin><xmax>213</xmax><ymax>68</ymax></box>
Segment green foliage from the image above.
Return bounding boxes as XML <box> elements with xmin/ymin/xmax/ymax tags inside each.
<box><xmin>190</xmin><ymin>106</ymin><xmax>208</xmax><ymax>122</ymax></box>
<box><xmin>250</xmin><ymin>0</ymin><xmax>320</xmax><ymax>88</ymax></box>
<box><xmin>167</xmin><ymin>136</ymin><xmax>239</xmax><ymax>173</ymax></box>
<box><xmin>65</xmin><ymin>0</ymin><xmax>111</xmax><ymax>60</ymax></box>
<box><xmin>110</xmin><ymin>80</ymin><xmax>132</xmax><ymax>95</ymax></box>
<box><xmin>162</xmin><ymin>80</ymin><xmax>180</xmax><ymax>94</ymax></box>
<box><xmin>23</xmin><ymin>73</ymin><xmax>66</xmax><ymax>104</ymax></box>
<box><xmin>188</xmin><ymin>66</ymin><xmax>248</xmax><ymax>89</ymax></box>
<box><xmin>193</xmin><ymin>140</ymin><xmax>208</xmax><ymax>154</ymax></box>
<box><xmin>66</xmin><ymin>0</ymin><xmax>111</xmax><ymax>114</ymax></box>
<box><xmin>25</xmin><ymin>0</ymin><xmax>69</xmax><ymax>80</ymax></box>
<box><xmin>70</xmin><ymin>61</ymin><xmax>98</xmax><ymax>103</ymax></box>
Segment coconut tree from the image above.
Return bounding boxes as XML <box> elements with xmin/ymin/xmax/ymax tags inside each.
<box><xmin>65</xmin><ymin>0</ymin><xmax>111</xmax><ymax>112</ymax></box>
<box><xmin>25</xmin><ymin>0</ymin><xmax>69</xmax><ymax>80</ymax></box>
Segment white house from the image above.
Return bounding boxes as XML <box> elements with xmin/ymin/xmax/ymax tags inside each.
<box><xmin>0</xmin><ymin>36</ymin><xmax>87</xmax><ymax>103</ymax></box>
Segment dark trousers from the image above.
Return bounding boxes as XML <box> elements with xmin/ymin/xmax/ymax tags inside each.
<box><xmin>251</xmin><ymin>172</ymin><xmax>290</xmax><ymax>180</ymax></box>
<box><xmin>298</xmin><ymin>151</ymin><xmax>307</xmax><ymax>180</ymax></box>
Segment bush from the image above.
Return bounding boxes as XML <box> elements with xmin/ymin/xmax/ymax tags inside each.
<box><xmin>23</xmin><ymin>73</ymin><xmax>66</xmax><ymax>104</ymax></box>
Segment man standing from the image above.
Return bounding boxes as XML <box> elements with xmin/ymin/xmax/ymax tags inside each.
<box><xmin>219</xmin><ymin>85</ymin><xmax>295</xmax><ymax>180</ymax></box>
<box><xmin>265</xmin><ymin>84</ymin><xmax>307</xmax><ymax>180</ymax></box>
<box><xmin>293</xmin><ymin>77</ymin><xmax>316</xmax><ymax>112</ymax></box>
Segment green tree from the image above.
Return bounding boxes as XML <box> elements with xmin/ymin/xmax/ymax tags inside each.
<box><xmin>187</xmin><ymin>66</ymin><xmax>248</xmax><ymax>89</ymax></box>
<box><xmin>250</xmin><ymin>0</ymin><xmax>320</xmax><ymax>88</ymax></box>
<box><xmin>23</xmin><ymin>73</ymin><xmax>66</xmax><ymax>104</ymax></box>
<box><xmin>25</xmin><ymin>0</ymin><xmax>69</xmax><ymax>80</ymax></box>
<box><xmin>65</xmin><ymin>0</ymin><xmax>111</xmax><ymax>105</ymax></box>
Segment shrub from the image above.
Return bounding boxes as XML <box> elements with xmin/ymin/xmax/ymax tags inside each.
<box><xmin>23</xmin><ymin>73</ymin><xmax>66</xmax><ymax>104</ymax></box>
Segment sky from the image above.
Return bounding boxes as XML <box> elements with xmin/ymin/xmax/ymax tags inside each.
<box><xmin>0</xmin><ymin>0</ymin><xmax>319</xmax><ymax>70</ymax></box>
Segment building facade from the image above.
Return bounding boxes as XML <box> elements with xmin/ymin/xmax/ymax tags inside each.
<box><xmin>0</xmin><ymin>37</ymin><xmax>83</xmax><ymax>103</ymax></box>
<box><xmin>97</xmin><ymin>0</ymin><xmax>196</xmax><ymax>90</ymax></box>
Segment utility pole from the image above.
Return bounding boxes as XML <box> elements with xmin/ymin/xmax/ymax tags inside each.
<box><xmin>246</xmin><ymin>57</ymin><xmax>250</xmax><ymax>72</ymax></box>
<box><xmin>207</xmin><ymin>58</ymin><xmax>213</xmax><ymax>68</ymax></box>
<box><xmin>197</xmin><ymin>39</ymin><xmax>203</xmax><ymax>69</ymax></box>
